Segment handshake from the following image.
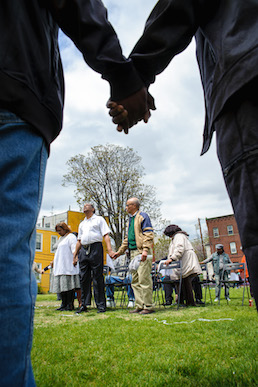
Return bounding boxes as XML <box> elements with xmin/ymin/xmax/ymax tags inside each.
<box><xmin>107</xmin><ymin>87</ymin><xmax>156</xmax><ymax>134</ymax></box>
<box><xmin>108</xmin><ymin>250</ymin><xmax>120</xmax><ymax>259</ymax></box>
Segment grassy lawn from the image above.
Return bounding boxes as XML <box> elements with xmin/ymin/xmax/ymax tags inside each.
<box><xmin>32</xmin><ymin>288</ymin><xmax>257</xmax><ymax>386</ymax></box>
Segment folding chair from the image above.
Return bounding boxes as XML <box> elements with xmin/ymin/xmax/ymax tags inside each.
<box><xmin>200</xmin><ymin>263</ymin><xmax>214</xmax><ymax>305</ymax></box>
<box><xmin>218</xmin><ymin>262</ymin><xmax>250</xmax><ymax>305</ymax></box>
<box><xmin>152</xmin><ymin>262</ymin><xmax>164</xmax><ymax>308</ymax></box>
<box><xmin>157</xmin><ymin>260</ymin><xmax>182</xmax><ymax>310</ymax></box>
<box><xmin>105</xmin><ymin>265</ymin><xmax>130</xmax><ymax>308</ymax></box>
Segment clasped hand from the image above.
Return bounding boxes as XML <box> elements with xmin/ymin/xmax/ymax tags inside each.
<box><xmin>107</xmin><ymin>87</ymin><xmax>156</xmax><ymax>134</ymax></box>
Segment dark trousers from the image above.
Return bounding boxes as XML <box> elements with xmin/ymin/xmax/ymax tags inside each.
<box><xmin>163</xmin><ymin>277</ymin><xmax>175</xmax><ymax>304</ymax></box>
<box><xmin>177</xmin><ymin>274</ymin><xmax>197</xmax><ymax>306</ymax></box>
<box><xmin>79</xmin><ymin>242</ymin><xmax>106</xmax><ymax>311</ymax></box>
<box><xmin>215</xmin><ymin>79</ymin><xmax>258</xmax><ymax>309</ymax></box>
<box><xmin>192</xmin><ymin>275</ymin><xmax>203</xmax><ymax>301</ymax></box>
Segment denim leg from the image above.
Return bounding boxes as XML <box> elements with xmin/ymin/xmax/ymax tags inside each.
<box><xmin>223</xmin><ymin>272</ymin><xmax>229</xmax><ymax>298</ymax></box>
<box><xmin>124</xmin><ymin>275</ymin><xmax>135</xmax><ymax>301</ymax></box>
<box><xmin>215</xmin><ymin>274</ymin><xmax>221</xmax><ymax>298</ymax></box>
<box><xmin>105</xmin><ymin>276</ymin><xmax>115</xmax><ymax>300</ymax></box>
<box><xmin>0</xmin><ymin>112</ymin><xmax>47</xmax><ymax>387</ymax></box>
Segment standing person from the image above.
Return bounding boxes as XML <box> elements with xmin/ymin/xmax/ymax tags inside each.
<box><xmin>73</xmin><ymin>203</ymin><xmax>114</xmax><ymax>314</ymax></box>
<box><xmin>51</xmin><ymin>223</ymin><xmax>80</xmax><ymax>311</ymax></box>
<box><xmin>108</xmin><ymin>0</ymin><xmax>258</xmax><ymax>309</ymax></box>
<box><xmin>0</xmin><ymin>1</ymin><xmax>152</xmax><ymax>385</ymax></box>
<box><xmin>164</xmin><ymin>225</ymin><xmax>202</xmax><ymax>307</ymax></box>
<box><xmin>202</xmin><ymin>244</ymin><xmax>232</xmax><ymax>302</ymax></box>
<box><xmin>113</xmin><ymin>197</ymin><xmax>155</xmax><ymax>314</ymax></box>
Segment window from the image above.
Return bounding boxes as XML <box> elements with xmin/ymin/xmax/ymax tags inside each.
<box><xmin>45</xmin><ymin>223</ymin><xmax>51</xmax><ymax>228</ymax></box>
<box><xmin>227</xmin><ymin>225</ymin><xmax>233</xmax><ymax>235</ymax></box>
<box><xmin>51</xmin><ymin>235</ymin><xmax>58</xmax><ymax>253</ymax></box>
<box><xmin>213</xmin><ymin>227</ymin><xmax>219</xmax><ymax>238</ymax></box>
<box><xmin>230</xmin><ymin>242</ymin><xmax>237</xmax><ymax>254</ymax></box>
<box><xmin>36</xmin><ymin>233</ymin><xmax>42</xmax><ymax>251</ymax></box>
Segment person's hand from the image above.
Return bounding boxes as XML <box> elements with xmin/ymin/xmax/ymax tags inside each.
<box><xmin>73</xmin><ymin>255</ymin><xmax>78</xmax><ymax>267</ymax></box>
<box><xmin>141</xmin><ymin>250</ymin><xmax>148</xmax><ymax>262</ymax></box>
<box><xmin>165</xmin><ymin>259</ymin><xmax>172</xmax><ymax>266</ymax></box>
<box><xmin>108</xmin><ymin>250</ymin><xmax>116</xmax><ymax>259</ymax></box>
<box><xmin>107</xmin><ymin>88</ymin><xmax>156</xmax><ymax>133</ymax></box>
<box><xmin>112</xmin><ymin>252</ymin><xmax>120</xmax><ymax>260</ymax></box>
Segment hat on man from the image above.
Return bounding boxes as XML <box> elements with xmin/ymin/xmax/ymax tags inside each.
<box><xmin>216</xmin><ymin>244</ymin><xmax>224</xmax><ymax>249</ymax></box>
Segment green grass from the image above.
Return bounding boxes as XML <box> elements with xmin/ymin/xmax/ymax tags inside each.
<box><xmin>32</xmin><ymin>289</ymin><xmax>258</xmax><ymax>386</ymax></box>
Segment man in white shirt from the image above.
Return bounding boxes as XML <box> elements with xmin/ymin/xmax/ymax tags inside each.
<box><xmin>73</xmin><ymin>203</ymin><xmax>113</xmax><ymax>313</ymax></box>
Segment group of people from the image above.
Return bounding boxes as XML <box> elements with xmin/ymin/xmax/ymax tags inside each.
<box><xmin>48</xmin><ymin>198</ymin><xmax>213</xmax><ymax>314</ymax></box>
<box><xmin>49</xmin><ymin>209</ymin><xmax>248</xmax><ymax>313</ymax></box>
<box><xmin>1</xmin><ymin>0</ymin><xmax>258</xmax><ymax>385</ymax></box>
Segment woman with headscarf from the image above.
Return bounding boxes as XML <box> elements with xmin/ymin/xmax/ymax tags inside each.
<box><xmin>164</xmin><ymin>224</ymin><xmax>202</xmax><ymax>306</ymax></box>
<box><xmin>52</xmin><ymin>222</ymin><xmax>80</xmax><ymax>311</ymax></box>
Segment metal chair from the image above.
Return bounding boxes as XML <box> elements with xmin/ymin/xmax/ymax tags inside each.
<box><xmin>218</xmin><ymin>262</ymin><xmax>250</xmax><ymax>305</ymax></box>
<box><xmin>105</xmin><ymin>264</ymin><xmax>131</xmax><ymax>308</ymax></box>
<box><xmin>156</xmin><ymin>260</ymin><xmax>182</xmax><ymax>309</ymax></box>
<box><xmin>151</xmin><ymin>262</ymin><xmax>164</xmax><ymax>307</ymax></box>
<box><xmin>200</xmin><ymin>263</ymin><xmax>214</xmax><ymax>305</ymax></box>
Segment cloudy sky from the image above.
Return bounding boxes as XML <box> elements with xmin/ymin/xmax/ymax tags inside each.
<box><xmin>39</xmin><ymin>0</ymin><xmax>233</xmax><ymax>239</ymax></box>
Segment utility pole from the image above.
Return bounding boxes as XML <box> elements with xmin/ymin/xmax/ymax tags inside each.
<box><xmin>198</xmin><ymin>218</ymin><xmax>206</xmax><ymax>259</ymax></box>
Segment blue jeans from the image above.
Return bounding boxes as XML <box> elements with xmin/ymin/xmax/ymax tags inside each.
<box><xmin>0</xmin><ymin>111</ymin><xmax>47</xmax><ymax>386</ymax></box>
<box><xmin>105</xmin><ymin>275</ymin><xmax>134</xmax><ymax>301</ymax></box>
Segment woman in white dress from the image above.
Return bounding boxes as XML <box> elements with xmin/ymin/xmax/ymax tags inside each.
<box><xmin>164</xmin><ymin>224</ymin><xmax>202</xmax><ymax>306</ymax></box>
<box><xmin>52</xmin><ymin>222</ymin><xmax>80</xmax><ymax>311</ymax></box>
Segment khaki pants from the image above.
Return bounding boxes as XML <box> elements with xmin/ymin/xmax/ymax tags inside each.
<box><xmin>130</xmin><ymin>250</ymin><xmax>153</xmax><ymax>310</ymax></box>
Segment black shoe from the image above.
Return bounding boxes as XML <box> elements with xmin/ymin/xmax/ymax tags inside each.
<box><xmin>75</xmin><ymin>306</ymin><xmax>88</xmax><ymax>314</ymax></box>
<box><xmin>64</xmin><ymin>304</ymin><xmax>74</xmax><ymax>311</ymax></box>
<box><xmin>97</xmin><ymin>309</ymin><xmax>106</xmax><ymax>313</ymax></box>
<box><xmin>56</xmin><ymin>305</ymin><xmax>66</xmax><ymax>311</ymax></box>
<box><xmin>196</xmin><ymin>299</ymin><xmax>205</xmax><ymax>305</ymax></box>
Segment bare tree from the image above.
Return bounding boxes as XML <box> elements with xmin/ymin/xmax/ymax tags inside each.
<box><xmin>63</xmin><ymin>144</ymin><xmax>161</xmax><ymax>249</ymax></box>
<box><xmin>154</xmin><ymin>235</ymin><xmax>171</xmax><ymax>260</ymax></box>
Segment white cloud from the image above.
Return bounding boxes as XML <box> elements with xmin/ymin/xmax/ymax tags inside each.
<box><xmin>39</xmin><ymin>1</ymin><xmax>233</xmax><ymax>238</ymax></box>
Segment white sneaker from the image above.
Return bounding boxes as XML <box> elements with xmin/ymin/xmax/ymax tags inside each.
<box><xmin>106</xmin><ymin>300</ymin><xmax>115</xmax><ymax>308</ymax></box>
<box><xmin>226</xmin><ymin>298</ymin><xmax>231</xmax><ymax>301</ymax></box>
<box><xmin>214</xmin><ymin>298</ymin><xmax>219</xmax><ymax>302</ymax></box>
<box><xmin>127</xmin><ymin>300</ymin><xmax>135</xmax><ymax>308</ymax></box>
<box><xmin>106</xmin><ymin>300</ymin><xmax>112</xmax><ymax>308</ymax></box>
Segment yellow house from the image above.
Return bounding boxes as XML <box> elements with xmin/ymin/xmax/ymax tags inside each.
<box><xmin>34</xmin><ymin>209</ymin><xmax>109</xmax><ymax>293</ymax></box>
<box><xmin>34</xmin><ymin>228</ymin><xmax>58</xmax><ymax>293</ymax></box>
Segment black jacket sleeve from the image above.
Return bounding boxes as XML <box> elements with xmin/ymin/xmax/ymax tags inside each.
<box><xmin>129</xmin><ymin>0</ymin><xmax>220</xmax><ymax>87</ymax></box>
<box><xmin>43</xmin><ymin>0</ymin><xmax>144</xmax><ymax>99</ymax></box>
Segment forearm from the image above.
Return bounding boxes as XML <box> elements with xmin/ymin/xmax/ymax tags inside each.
<box><xmin>142</xmin><ymin>231</ymin><xmax>154</xmax><ymax>253</ymax></box>
<box><xmin>202</xmin><ymin>256</ymin><xmax>212</xmax><ymax>264</ymax></box>
<box><xmin>74</xmin><ymin>240</ymin><xmax>82</xmax><ymax>257</ymax></box>
<box><xmin>117</xmin><ymin>237</ymin><xmax>128</xmax><ymax>256</ymax></box>
<box><xmin>103</xmin><ymin>234</ymin><xmax>112</xmax><ymax>254</ymax></box>
<box><xmin>130</xmin><ymin>0</ymin><xmax>217</xmax><ymax>87</ymax></box>
<box><xmin>43</xmin><ymin>0</ymin><xmax>144</xmax><ymax>100</ymax></box>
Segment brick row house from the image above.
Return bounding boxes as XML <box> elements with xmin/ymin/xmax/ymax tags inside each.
<box><xmin>206</xmin><ymin>214</ymin><xmax>243</xmax><ymax>262</ymax></box>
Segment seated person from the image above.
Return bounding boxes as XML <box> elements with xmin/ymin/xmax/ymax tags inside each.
<box><xmin>105</xmin><ymin>253</ymin><xmax>135</xmax><ymax>308</ymax></box>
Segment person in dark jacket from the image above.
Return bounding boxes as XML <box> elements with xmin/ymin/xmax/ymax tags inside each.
<box><xmin>109</xmin><ymin>0</ymin><xmax>258</xmax><ymax>310</ymax></box>
<box><xmin>0</xmin><ymin>2</ymin><xmax>151</xmax><ymax>386</ymax></box>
